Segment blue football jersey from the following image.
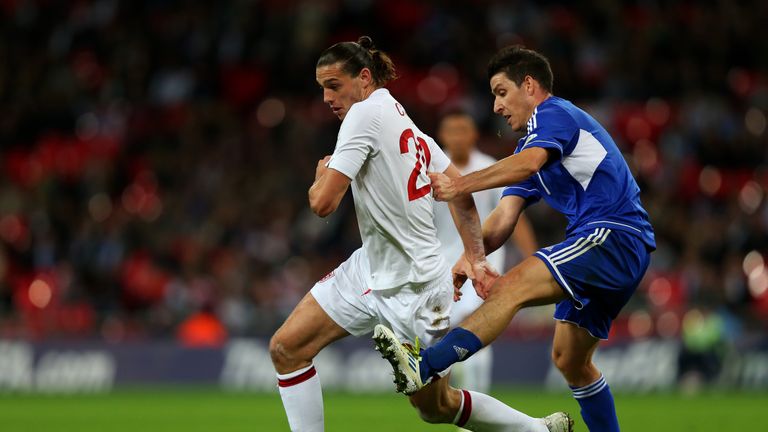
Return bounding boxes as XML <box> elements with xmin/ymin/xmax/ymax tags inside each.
<box><xmin>502</xmin><ymin>96</ymin><xmax>656</xmax><ymax>249</ymax></box>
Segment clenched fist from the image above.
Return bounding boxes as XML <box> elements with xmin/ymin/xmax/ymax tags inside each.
<box><xmin>427</xmin><ymin>171</ymin><xmax>458</xmax><ymax>201</ymax></box>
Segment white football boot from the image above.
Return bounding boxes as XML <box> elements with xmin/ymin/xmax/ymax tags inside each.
<box><xmin>541</xmin><ymin>412</ymin><xmax>574</xmax><ymax>432</ymax></box>
<box><xmin>372</xmin><ymin>324</ymin><xmax>426</xmax><ymax>395</ymax></box>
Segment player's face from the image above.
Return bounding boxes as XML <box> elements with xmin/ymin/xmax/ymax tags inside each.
<box><xmin>438</xmin><ymin>115</ymin><xmax>477</xmax><ymax>160</ymax></box>
<box><xmin>316</xmin><ymin>63</ymin><xmax>368</xmax><ymax>120</ymax></box>
<box><xmin>490</xmin><ymin>72</ymin><xmax>535</xmax><ymax>132</ymax></box>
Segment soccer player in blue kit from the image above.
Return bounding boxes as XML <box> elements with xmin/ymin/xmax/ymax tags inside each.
<box><xmin>374</xmin><ymin>46</ymin><xmax>655</xmax><ymax>432</ymax></box>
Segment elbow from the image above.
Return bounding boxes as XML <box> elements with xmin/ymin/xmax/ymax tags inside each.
<box><xmin>308</xmin><ymin>183</ymin><xmax>341</xmax><ymax>217</ymax></box>
<box><xmin>312</xmin><ymin>204</ymin><xmax>334</xmax><ymax>218</ymax></box>
<box><xmin>523</xmin><ymin>157</ymin><xmax>543</xmax><ymax>177</ymax></box>
<box><xmin>309</xmin><ymin>195</ymin><xmax>335</xmax><ymax>218</ymax></box>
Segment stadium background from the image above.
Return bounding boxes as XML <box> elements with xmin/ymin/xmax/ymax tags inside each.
<box><xmin>0</xmin><ymin>0</ymin><xmax>766</xmax><ymax>430</ymax></box>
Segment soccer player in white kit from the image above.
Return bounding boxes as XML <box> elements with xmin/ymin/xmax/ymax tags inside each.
<box><xmin>269</xmin><ymin>36</ymin><xmax>565</xmax><ymax>432</ymax></box>
<box><xmin>432</xmin><ymin>111</ymin><xmax>538</xmax><ymax>403</ymax></box>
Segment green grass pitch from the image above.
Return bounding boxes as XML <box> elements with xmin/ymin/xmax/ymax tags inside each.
<box><xmin>1</xmin><ymin>388</ymin><xmax>763</xmax><ymax>431</ymax></box>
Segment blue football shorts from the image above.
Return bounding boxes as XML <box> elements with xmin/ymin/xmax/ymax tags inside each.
<box><xmin>533</xmin><ymin>227</ymin><xmax>651</xmax><ymax>339</ymax></box>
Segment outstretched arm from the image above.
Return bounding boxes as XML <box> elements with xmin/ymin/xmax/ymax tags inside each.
<box><xmin>308</xmin><ymin>156</ymin><xmax>351</xmax><ymax>217</ymax></box>
<box><xmin>429</xmin><ymin>147</ymin><xmax>549</xmax><ymax>201</ymax></box>
<box><xmin>443</xmin><ymin>163</ymin><xmax>499</xmax><ymax>298</ymax></box>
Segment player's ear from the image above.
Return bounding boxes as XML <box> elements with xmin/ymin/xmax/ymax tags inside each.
<box><xmin>358</xmin><ymin>67</ymin><xmax>373</xmax><ymax>87</ymax></box>
<box><xmin>524</xmin><ymin>75</ymin><xmax>536</xmax><ymax>95</ymax></box>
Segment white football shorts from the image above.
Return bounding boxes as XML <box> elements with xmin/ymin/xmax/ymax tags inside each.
<box><xmin>311</xmin><ymin>247</ymin><xmax>453</xmax><ymax>349</ymax></box>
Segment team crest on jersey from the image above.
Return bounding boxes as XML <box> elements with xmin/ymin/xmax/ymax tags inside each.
<box><xmin>523</xmin><ymin>133</ymin><xmax>538</xmax><ymax>147</ymax></box>
<box><xmin>319</xmin><ymin>271</ymin><xmax>335</xmax><ymax>283</ymax></box>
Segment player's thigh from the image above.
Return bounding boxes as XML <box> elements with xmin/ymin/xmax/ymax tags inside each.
<box><xmin>551</xmin><ymin>320</ymin><xmax>600</xmax><ymax>368</ymax></box>
<box><xmin>272</xmin><ymin>248</ymin><xmax>376</xmax><ymax>366</ymax></box>
<box><xmin>489</xmin><ymin>255</ymin><xmax>567</xmax><ymax>308</ymax></box>
<box><xmin>271</xmin><ymin>291</ymin><xmax>349</xmax><ymax>363</ymax></box>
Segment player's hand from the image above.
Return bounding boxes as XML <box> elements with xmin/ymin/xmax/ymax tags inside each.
<box><xmin>315</xmin><ymin>155</ymin><xmax>332</xmax><ymax>180</ymax></box>
<box><xmin>451</xmin><ymin>255</ymin><xmax>472</xmax><ymax>301</ymax></box>
<box><xmin>451</xmin><ymin>254</ymin><xmax>500</xmax><ymax>300</ymax></box>
<box><xmin>470</xmin><ymin>259</ymin><xmax>500</xmax><ymax>299</ymax></box>
<box><xmin>428</xmin><ymin>171</ymin><xmax>458</xmax><ymax>201</ymax></box>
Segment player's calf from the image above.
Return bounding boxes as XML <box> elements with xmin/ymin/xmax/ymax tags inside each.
<box><xmin>407</xmin><ymin>377</ymin><xmax>462</xmax><ymax>424</ymax></box>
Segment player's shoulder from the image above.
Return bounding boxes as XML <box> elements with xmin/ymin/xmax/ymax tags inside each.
<box><xmin>347</xmin><ymin>94</ymin><xmax>384</xmax><ymax>118</ymax></box>
<box><xmin>343</xmin><ymin>91</ymin><xmax>388</xmax><ymax>128</ymax></box>
<box><xmin>527</xmin><ymin>96</ymin><xmax>579</xmax><ymax>135</ymax></box>
<box><xmin>536</xmin><ymin>97</ymin><xmax>577</xmax><ymax>121</ymax></box>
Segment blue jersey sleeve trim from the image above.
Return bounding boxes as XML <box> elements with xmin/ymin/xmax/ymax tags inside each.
<box><xmin>502</xmin><ymin>186</ymin><xmax>537</xmax><ymax>194</ymax></box>
<box><xmin>521</xmin><ymin>139</ymin><xmax>563</xmax><ymax>151</ymax></box>
<box><xmin>502</xmin><ymin>185</ymin><xmax>541</xmax><ymax>207</ymax></box>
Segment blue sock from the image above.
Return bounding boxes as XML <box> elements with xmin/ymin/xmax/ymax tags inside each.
<box><xmin>570</xmin><ymin>375</ymin><xmax>620</xmax><ymax>432</ymax></box>
<box><xmin>420</xmin><ymin>327</ymin><xmax>482</xmax><ymax>383</ymax></box>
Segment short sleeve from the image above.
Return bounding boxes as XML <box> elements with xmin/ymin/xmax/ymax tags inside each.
<box><xmin>327</xmin><ymin>102</ymin><xmax>382</xmax><ymax>179</ymax></box>
<box><xmin>518</xmin><ymin>105</ymin><xmax>577</xmax><ymax>161</ymax></box>
<box><xmin>425</xmin><ymin>137</ymin><xmax>451</xmax><ymax>173</ymax></box>
<box><xmin>501</xmin><ymin>176</ymin><xmax>541</xmax><ymax>207</ymax></box>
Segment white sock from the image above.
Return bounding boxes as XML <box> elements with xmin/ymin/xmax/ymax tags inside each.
<box><xmin>454</xmin><ymin>390</ymin><xmax>548</xmax><ymax>432</ymax></box>
<box><xmin>277</xmin><ymin>364</ymin><xmax>324</xmax><ymax>432</ymax></box>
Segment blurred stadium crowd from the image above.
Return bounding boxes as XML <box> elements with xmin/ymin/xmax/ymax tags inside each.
<box><xmin>0</xmin><ymin>0</ymin><xmax>766</xmax><ymax>355</ymax></box>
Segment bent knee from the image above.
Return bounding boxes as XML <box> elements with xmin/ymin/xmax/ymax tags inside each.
<box><xmin>269</xmin><ymin>332</ymin><xmax>307</xmax><ymax>369</ymax></box>
<box><xmin>551</xmin><ymin>347</ymin><xmax>581</xmax><ymax>370</ymax></box>
<box><xmin>268</xmin><ymin>333</ymin><xmax>288</xmax><ymax>365</ymax></box>
<box><xmin>551</xmin><ymin>349</ymin><xmax>593</xmax><ymax>382</ymax></box>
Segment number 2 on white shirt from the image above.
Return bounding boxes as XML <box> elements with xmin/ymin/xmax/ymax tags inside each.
<box><xmin>399</xmin><ymin>128</ymin><xmax>432</xmax><ymax>202</ymax></box>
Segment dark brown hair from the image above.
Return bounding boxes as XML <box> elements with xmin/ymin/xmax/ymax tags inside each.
<box><xmin>317</xmin><ymin>36</ymin><xmax>398</xmax><ymax>86</ymax></box>
<box><xmin>487</xmin><ymin>45</ymin><xmax>554</xmax><ymax>93</ymax></box>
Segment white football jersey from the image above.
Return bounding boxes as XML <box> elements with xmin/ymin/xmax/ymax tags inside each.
<box><xmin>433</xmin><ymin>150</ymin><xmax>505</xmax><ymax>274</ymax></box>
<box><xmin>327</xmin><ymin>88</ymin><xmax>450</xmax><ymax>290</ymax></box>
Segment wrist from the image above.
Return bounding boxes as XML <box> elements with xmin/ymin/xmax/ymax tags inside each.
<box><xmin>454</xmin><ymin>175</ymin><xmax>468</xmax><ymax>196</ymax></box>
<box><xmin>465</xmin><ymin>252</ymin><xmax>487</xmax><ymax>264</ymax></box>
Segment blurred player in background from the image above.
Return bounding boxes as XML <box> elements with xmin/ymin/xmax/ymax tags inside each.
<box><xmin>377</xmin><ymin>45</ymin><xmax>655</xmax><ymax>432</ymax></box>
<box><xmin>432</xmin><ymin>110</ymin><xmax>538</xmax><ymax>404</ymax></box>
<box><xmin>269</xmin><ymin>37</ymin><xmax>571</xmax><ymax>432</ymax></box>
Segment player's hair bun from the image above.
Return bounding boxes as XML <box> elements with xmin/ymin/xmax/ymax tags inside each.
<box><xmin>317</xmin><ymin>36</ymin><xmax>396</xmax><ymax>86</ymax></box>
<box><xmin>357</xmin><ymin>36</ymin><xmax>375</xmax><ymax>50</ymax></box>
